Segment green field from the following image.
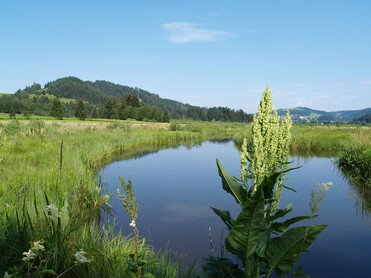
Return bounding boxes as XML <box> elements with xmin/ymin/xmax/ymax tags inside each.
<box><xmin>28</xmin><ymin>93</ymin><xmax>77</xmax><ymax>103</ymax></box>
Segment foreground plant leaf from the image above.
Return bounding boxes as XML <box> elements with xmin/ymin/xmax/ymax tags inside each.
<box><xmin>225</xmin><ymin>187</ymin><xmax>266</xmax><ymax>263</ymax></box>
<box><xmin>211</xmin><ymin>207</ymin><xmax>235</xmax><ymax>230</ymax></box>
<box><xmin>270</xmin><ymin>215</ymin><xmax>316</xmax><ymax>233</ymax></box>
<box><xmin>202</xmin><ymin>256</ymin><xmax>245</xmax><ymax>278</ymax></box>
<box><xmin>264</xmin><ymin>225</ymin><xmax>327</xmax><ymax>276</ymax></box>
<box><xmin>216</xmin><ymin>159</ymin><xmax>246</xmax><ymax>206</ymax></box>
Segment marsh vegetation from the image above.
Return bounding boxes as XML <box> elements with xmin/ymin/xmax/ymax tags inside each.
<box><xmin>0</xmin><ymin>103</ymin><xmax>370</xmax><ymax>277</ymax></box>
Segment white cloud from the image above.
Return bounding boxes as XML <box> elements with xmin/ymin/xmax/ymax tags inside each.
<box><xmin>159</xmin><ymin>203</ymin><xmax>210</xmax><ymax>223</ymax></box>
<box><xmin>162</xmin><ymin>22</ymin><xmax>234</xmax><ymax>44</ymax></box>
<box><xmin>360</xmin><ymin>80</ymin><xmax>371</xmax><ymax>85</ymax></box>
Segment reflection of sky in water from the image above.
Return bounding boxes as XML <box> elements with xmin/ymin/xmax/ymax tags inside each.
<box><xmin>100</xmin><ymin>141</ymin><xmax>370</xmax><ymax>277</ymax></box>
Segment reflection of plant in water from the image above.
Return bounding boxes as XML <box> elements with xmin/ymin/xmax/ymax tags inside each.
<box><xmin>203</xmin><ymin>86</ymin><xmax>329</xmax><ymax>278</ymax></box>
<box><xmin>347</xmin><ymin>178</ymin><xmax>371</xmax><ymax>223</ymax></box>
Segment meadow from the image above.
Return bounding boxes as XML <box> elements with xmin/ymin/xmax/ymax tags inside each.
<box><xmin>0</xmin><ymin>118</ymin><xmax>370</xmax><ymax>277</ymax></box>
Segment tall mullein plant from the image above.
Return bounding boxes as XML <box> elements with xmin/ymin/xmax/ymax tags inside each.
<box><xmin>240</xmin><ymin>84</ymin><xmax>292</xmax><ymax>213</ymax></box>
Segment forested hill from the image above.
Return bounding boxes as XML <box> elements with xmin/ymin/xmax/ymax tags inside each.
<box><xmin>87</xmin><ymin>79</ymin><xmax>193</xmax><ymax>117</ymax></box>
<box><xmin>0</xmin><ymin>76</ymin><xmax>253</xmax><ymax>122</ymax></box>
<box><xmin>44</xmin><ymin>77</ymin><xmax>193</xmax><ymax>117</ymax></box>
<box><xmin>277</xmin><ymin>107</ymin><xmax>371</xmax><ymax>123</ymax></box>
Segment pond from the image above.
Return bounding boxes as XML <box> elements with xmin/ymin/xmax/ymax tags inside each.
<box><xmin>100</xmin><ymin>140</ymin><xmax>370</xmax><ymax>277</ymax></box>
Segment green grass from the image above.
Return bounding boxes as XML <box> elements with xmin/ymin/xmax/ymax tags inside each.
<box><xmin>0</xmin><ymin>119</ymin><xmax>240</xmax><ymax>277</ymax></box>
<box><xmin>29</xmin><ymin>93</ymin><xmax>76</xmax><ymax>103</ymax></box>
<box><xmin>235</xmin><ymin>124</ymin><xmax>371</xmax><ymax>156</ymax></box>
<box><xmin>338</xmin><ymin>146</ymin><xmax>371</xmax><ymax>185</ymax></box>
<box><xmin>308</xmin><ymin>112</ymin><xmax>321</xmax><ymax>120</ymax></box>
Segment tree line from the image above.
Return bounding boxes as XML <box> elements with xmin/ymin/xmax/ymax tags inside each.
<box><xmin>0</xmin><ymin>77</ymin><xmax>253</xmax><ymax>122</ymax></box>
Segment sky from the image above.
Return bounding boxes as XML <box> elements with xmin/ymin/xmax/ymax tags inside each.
<box><xmin>0</xmin><ymin>0</ymin><xmax>370</xmax><ymax>113</ymax></box>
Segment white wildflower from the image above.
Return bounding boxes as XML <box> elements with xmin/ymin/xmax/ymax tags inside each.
<box><xmin>32</xmin><ymin>241</ymin><xmax>45</xmax><ymax>252</ymax></box>
<box><xmin>22</xmin><ymin>249</ymin><xmax>37</xmax><ymax>262</ymax></box>
<box><xmin>101</xmin><ymin>195</ymin><xmax>110</xmax><ymax>204</ymax></box>
<box><xmin>3</xmin><ymin>272</ymin><xmax>12</xmax><ymax>278</ymax></box>
<box><xmin>129</xmin><ymin>220</ymin><xmax>136</xmax><ymax>228</ymax></box>
<box><xmin>310</xmin><ymin>182</ymin><xmax>333</xmax><ymax>214</ymax></box>
<box><xmin>45</xmin><ymin>204</ymin><xmax>62</xmax><ymax>220</ymax></box>
<box><xmin>74</xmin><ymin>250</ymin><xmax>92</xmax><ymax>264</ymax></box>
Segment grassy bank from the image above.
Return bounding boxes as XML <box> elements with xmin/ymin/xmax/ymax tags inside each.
<box><xmin>234</xmin><ymin>124</ymin><xmax>371</xmax><ymax>156</ymax></box>
<box><xmin>0</xmin><ymin>119</ymin><xmax>240</xmax><ymax>277</ymax></box>
<box><xmin>338</xmin><ymin>146</ymin><xmax>371</xmax><ymax>185</ymax></box>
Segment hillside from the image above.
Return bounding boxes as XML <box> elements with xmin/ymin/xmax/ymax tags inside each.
<box><xmin>277</xmin><ymin>107</ymin><xmax>371</xmax><ymax>123</ymax></box>
<box><xmin>0</xmin><ymin>77</ymin><xmax>253</xmax><ymax>122</ymax></box>
<box><xmin>328</xmin><ymin>108</ymin><xmax>371</xmax><ymax>121</ymax></box>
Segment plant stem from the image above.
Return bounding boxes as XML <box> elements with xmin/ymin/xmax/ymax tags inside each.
<box><xmin>134</xmin><ymin>226</ymin><xmax>141</xmax><ymax>278</ymax></box>
<box><xmin>56</xmin><ymin>265</ymin><xmax>75</xmax><ymax>278</ymax></box>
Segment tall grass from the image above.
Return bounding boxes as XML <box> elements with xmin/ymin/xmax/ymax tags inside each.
<box><xmin>234</xmin><ymin>124</ymin><xmax>371</xmax><ymax>156</ymax></box>
<box><xmin>0</xmin><ymin>119</ymin><xmax>239</xmax><ymax>277</ymax></box>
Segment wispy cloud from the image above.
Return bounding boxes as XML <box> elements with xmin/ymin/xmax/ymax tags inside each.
<box><xmin>360</xmin><ymin>80</ymin><xmax>371</xmax><ymax>85</ymax></box>
<box><xmin>162</xmin><ymin>22</ymin><xmax>234</xmax><ymax>44</ymax></box>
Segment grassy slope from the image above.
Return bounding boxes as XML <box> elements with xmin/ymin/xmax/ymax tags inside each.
<box><xmin>29</xmin><ymin>93</ymin><xmax>77</xmax><ymax>103</ymax></box>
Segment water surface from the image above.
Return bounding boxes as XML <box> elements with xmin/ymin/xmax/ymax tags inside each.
<box><xmin>100</xmin><ymin>141</ymin><xmax>370</xmax><ymax>277</ymax></box>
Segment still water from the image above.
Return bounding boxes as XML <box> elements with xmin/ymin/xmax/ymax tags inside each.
<box><xmin>100</xmin><ymin>140</ymin><xmax>370</xmax><ymax>277</ymax></box>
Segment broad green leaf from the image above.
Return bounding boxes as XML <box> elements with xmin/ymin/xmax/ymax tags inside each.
<box><xmin>225</xmin><ymin>187</ymin><xmax>266</xmax><ymax>265</ymax></box>
<box><xmin>261</xmin><ymin>171</ymin><xmax>280</xmax><ymax>199</ymax></box>
<box><xmin>270</xmin><ymin>215</ymin><xmax>316</xmax><ymax>233</ymax></box>
<box><xmin>211</xmin><ymin>207</ymin><xmax>235</xmax><ymax>230</ymax></box>
<box><xmin>266</xmin><ymin>208</ymin><xmax>293</xmax><ymax>223</ymax></box>
<box><xmin>264</xmin><ymin>225</ymin><xmax>326</xmax><ymax>276</ymax></box>
<box><xmin>217</xmin><ymin>159</ymin><xmax>246</xmax><ymax>206</ymax></box>
<box><xmin>256</xmin><ymin>229</ymin><xmax>271</xmax><ymax>257</ymax></box>
<box><xmin>202</xmin><ymin>256</ymin><xmax>245</xmax><ymax>278</ymax></box>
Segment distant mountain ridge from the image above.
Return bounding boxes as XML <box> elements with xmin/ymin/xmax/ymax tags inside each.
<box><xmin>277</xmin><ymin>107</ymin><xmax>371</xmax><ymax>123</ymax></box>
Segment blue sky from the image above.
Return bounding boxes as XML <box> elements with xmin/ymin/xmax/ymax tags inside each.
<box><xmin>1</xmin><ymin>0</ymin><xmax>370</xmax><ymax>113</ymax></box>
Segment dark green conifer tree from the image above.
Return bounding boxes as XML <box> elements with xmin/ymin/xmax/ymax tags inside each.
<box><xmin>163</xmin><ymin>110</ymin><xmax>170</xmax><ymax>123</ymax></box>
<box><xmin>50</xmin><ymin>98</ymin><xmax>64</xmax><ymax>120</ymax></box>
<box><xmin>103</xmin><ymin>98</ymin><xmax>119</xmax><ymax>119</ymax></box>
<box><xmin>74</xmin><ymin>99</ymin><xmax>87</xmax><ymax>120</ymax></box>
<box><xmin>22</xmin><ymin>103</ymin><xmax>32</xmax><ymax>119</ymax></box>
<box><xmin>9</xmin><ymin>106</ymin><xmax>16</xmax><ymax>119</ymax></box>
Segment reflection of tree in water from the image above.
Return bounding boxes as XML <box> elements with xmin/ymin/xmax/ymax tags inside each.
<box><xmin>98</xmin><ymin>138</ymin><xmax>232</xmax><ymax>168</ymax></box>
